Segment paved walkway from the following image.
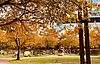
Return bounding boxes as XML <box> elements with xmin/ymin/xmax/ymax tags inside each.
<box><xmin>0</xmin><ymin>60</ymin><xmax>10</xmax><ymax>64</ymax></box>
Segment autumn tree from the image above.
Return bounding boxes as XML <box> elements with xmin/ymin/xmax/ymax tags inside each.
<box><xmin>59</xmin><ymin>26</ymin><xmax>79</xmax><ymax>49</ymax></box>
<box><xmin>5</xmin><ymin>20</ymin><xmax>27</xmax><ymax>60</ymax></box>
<box><xmin>89</xmin><ymin>26</ymin><xmax>100</xmax><ymax>48</ymax></box>
<box><xmin>0</xmin><ymin>29</ymin><xmax>8</xmax><ymax>50</ymax></box>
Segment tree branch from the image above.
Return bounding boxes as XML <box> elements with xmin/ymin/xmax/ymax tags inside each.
<box><xmin>0</xmin><ymin>0</ymin><xmax>11</xmax><ymax>7</ymax></box>
<box><xmin>70</xmin><ymin>0</ymin><xmax>82</xmax><ymax>10</ymax></box>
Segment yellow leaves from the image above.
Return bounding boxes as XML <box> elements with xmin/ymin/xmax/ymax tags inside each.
<box><xmin>8</xmin><ymin>42</ymin><xmax>17</xmax><ymax>48</ymax></box>
<box><xmin>62</xmin><ymin>34</ymin><xmax>79</xmax><ymax>47</ymax></box>
<box><xmin>94</xmin><ymin>19</ymin><xmax>96</xmax><ymax>24</ymax></box>
<box><xmin>90</xmin><ymin>29</ymin><xmax>100</xmax><ymax>47</ymax></box>
<box><xmin>87</xmin><ymin>2</ymin><xmax>92</xmax><ymax>8</ymax></box>
<box><xmin>63</xmin><ymin>16</ymin><xmax>68</xmax><ymax>21</ymax></box>
<box><xmin>90</xmin><ymin>30</ymin><xmax>97</xmax><ymax>37</ymax></box>
<box><xmin>41</xmin><ymin>36</ymin><xmax>46</xmax><ymax>43</ymax></box>
<box><xmin>0</xmin><ymin>30</ymin><xmax>8</xmax><ymax>42</ymax></box>
<box><xmin>68</xmin><ymin>19</ymin><xmax>71</xmax><ymax>23</ymax></box>
<box><xmin>57</xmin><ymin>21</ymin><xmax>62</xmax><ymax>26</ymax></box>
<box><xmin>70</xmin><ymin>23</ymin><xmax>74</xmax><ymax>27</ymax></box>
<box><xmin>74</xmin><ymin>26</ymin><xmax>79</xmax><ymax>33</ymax></box>
<box><xmin>26</xmin><ymin>2</ymin><xmax>37</xmax><ymax>11</ymax></box>
<box><xmin>33</xmin><ymin>35</ymin><xmax>46</xmax><ymax>48</ymax></box>
<box><xmin>87</xmin><ymin>18</ymin><xmax>91</xmax><ymax>22</ymax></box>
<box><xmin>46</xmin><ymin>35</ymin><xmax>58</xmax><ymax>48</ymax></box>
<box><xmin>48</xmin><ymin>28</ymin><xmax>57</xmax><ymax>34</ymax></box>
<box><xmin>33</xmin><ymin>35</ymin><xmax>40</xmax><ymax>43</ymax></box>
<box><xmin>32</xmin><ymin>32</ymin><xmax>58</xmax><ymax>48</ymax></box>
<box><xmin>77</xmin><ymin>22</ymin><xmax>83</xmax><ymax>29</ymax></box>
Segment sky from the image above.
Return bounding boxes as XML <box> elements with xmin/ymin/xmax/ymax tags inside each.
<box><xmin>54</xmin><ymin>22</ymin><xmax>100</xmax><ymax>31</ymax></box>
<box><xmin>86</xmin><ymin>0</ymin><xmax>100</xmax><ymax>3</ymax></box>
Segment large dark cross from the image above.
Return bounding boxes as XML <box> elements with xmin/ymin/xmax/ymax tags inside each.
<box><xmin>78</xmin><ymin>1</ymin><xmax>93</xmax><ymax>64</ymax></box>
<box><xmin>70</xmin><ymin>0</ymin><xmax>92</xmax><ymax>64</ymax></box>
<box><xmin>78</xmin><ymin>2</ymin><xmax>100</xmax><ymax>64</ymax></box>
<box><xmin>84</xmin><ymin>2</ymin><xmax>91</xmax><ymax>64</ymax></box>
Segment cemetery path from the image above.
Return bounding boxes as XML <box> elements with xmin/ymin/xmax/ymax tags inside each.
<box><xmin>0</xmin><ymin>60</ymin><xmax>10</xmax><ymax>64</ymax></box>
<box><xmin>0</xmin><ymin>58</ymin><xmax>15</xmax><ymax>61</ymax></box>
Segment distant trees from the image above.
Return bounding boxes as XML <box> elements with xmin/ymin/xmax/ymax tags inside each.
<box><xmin>90</xmin><ymin>26</ymin><xmax>100</xmax><ymax>48</ymax></box>
<box><xmin>60</xmin><ymin>27</ymin><xmax>79</xmax><ymax>49</ymax></box>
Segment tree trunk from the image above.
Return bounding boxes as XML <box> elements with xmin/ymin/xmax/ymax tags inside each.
<box><xmin>16</xmin><ymin>46</ymin><xmax>20</xmax><ymax>60</ymax></box>
<box><xmin>78</xmin><ymin>9</ymin><xmax>85</xmax><ymax>64</ymax></box>
<box><xmin>15</xmin><ymin>38</ymin><xmax>21</xmax><ymax>60</ymax></box>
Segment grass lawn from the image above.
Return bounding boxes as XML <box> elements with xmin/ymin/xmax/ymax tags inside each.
<box><xmin>9</xmin><ymin>55</ymin><xmax>100</xmax><ymax>64</ymax></box>
<box><xmin>0</xmin><ymin>54</ymin><xmax>24</xmax><ymax>58</ymax></box>
<box><xmin>0</xmin><ymin>54</ymin><xmax>99</xmax><ymax>64</ymax></box>
<box><xmin>9</xmin><ymin>57</ymin><xmax>80</xmax><ymax>64</ymax></box>
<box><xmin>0</xmin><ymin>54</ymin><xmax>14</xmax><ymax>58</ymax></box>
